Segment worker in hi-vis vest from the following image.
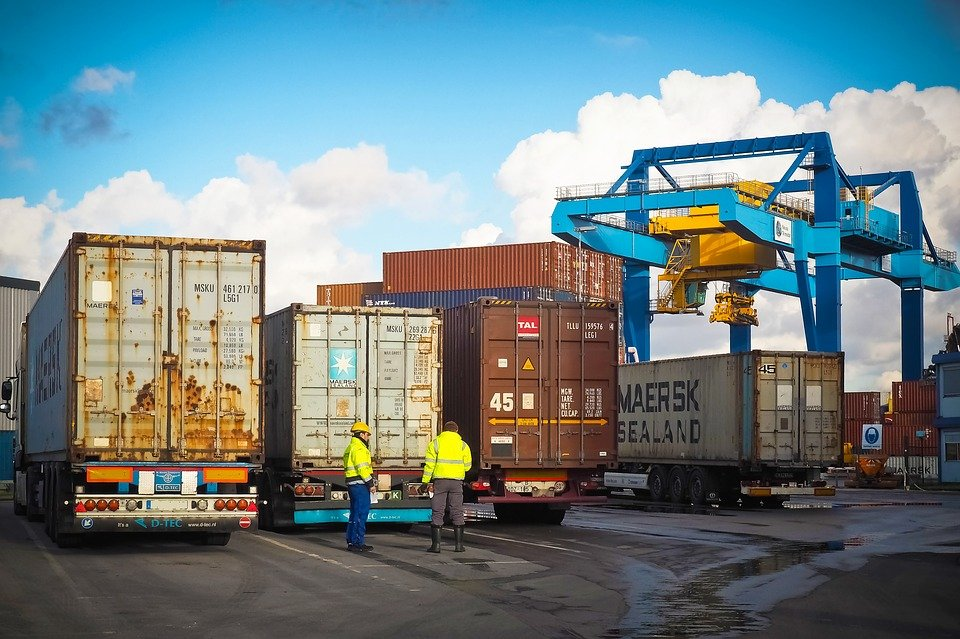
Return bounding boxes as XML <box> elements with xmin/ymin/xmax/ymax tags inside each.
<box><xmin>420</xmin><ymin>420</ymin><xmax>472</xmax><ymax>553</ymax></box>
<box><xmin>343</xmin><ymin>421</ymin><xmax>375</xmax><ymax>553</ymax></box>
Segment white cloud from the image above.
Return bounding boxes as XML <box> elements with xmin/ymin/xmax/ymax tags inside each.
<box><xmin>71</xmin><ymin>66</ymin><xmax>136</xmax><ymax>93</ymax></box>
<box><xmin>456</xmin><ymin>222</ymin><xmax>502</xmax><ymax>247</ymax></box>
<box><xmin>496</xmin><ymin>70</ymin><xmax>960</xmax><ymax>390</ymax></box>
<box><xmin>0</xmin><ymin>144</ymin><xmax>466</xmax><ymax>312</ymax></box>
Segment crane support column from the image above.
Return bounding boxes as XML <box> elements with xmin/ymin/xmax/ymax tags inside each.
<box><xmin>623</xmin><ymin>264</ymin><xmax>651</xmax><ymax>361</ymax></box>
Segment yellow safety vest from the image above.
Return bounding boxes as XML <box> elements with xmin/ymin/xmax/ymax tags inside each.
<box><xmin>343</xmin><ymin>436</ymin><xmax>373</xmax><ymax>485</ymax></box>
<box><xmin>421</xmin><ymin>431</ymin><xmax>472</xmax><ymax>482</ymax></box>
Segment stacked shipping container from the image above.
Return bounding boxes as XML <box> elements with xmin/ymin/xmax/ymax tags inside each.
<box><xmin>886</xmin><ymin>380</ymin><xmax>939</xmax><ymax>479</ymax></box>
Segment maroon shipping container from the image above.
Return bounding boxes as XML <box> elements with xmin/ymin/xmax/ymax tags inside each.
<box><xmin>891</xmin><ymin>380</ymin><xmax>936</xmax><ymax>413</ymax></box>
<box><xmin>844</xmin><ymin>392</ymin><xmax>883</xmax><ymax>422</ymax></box>
<box><xmin>315</xmin><ymin>281</ymin><xmax>382</xmax><ymax>306</ymax></box>
<box><xmin>442</xmin><ymin>300</ymin><xmax>619</xmax><ymax>524</ymax></box>
<box><xmin>383</xmin><ymin>242</ymin><xmax>624</xmax><ymax>303</ymax></box>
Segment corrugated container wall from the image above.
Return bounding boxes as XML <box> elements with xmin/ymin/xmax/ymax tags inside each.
<box><xmin>891</xmin><ymin>380</ymin><xmax>936</xmax><ymax>413</ymax></box>
<box><xmin>383</xmin><ymin>242</ymin><xmax>624</xmax><ymax>303</ymax></box>
<box><xmin>263</xmin><ymin>304</ymin><xmax>441</xmax><ymax>469</ymax></box>
<box><xmin>22</xmin><ymin>233</ymin><xmax>265</xmax><ymax>464</ymax></box>
<box><xmin>363</xmin><ymin>287</ymin><xmax>585</xmax><ymax>309</ymax></box>
<box><xmin>0</xmin><ymin>276</ymin><xmax>39</xmax><ymax>433</ymax></box>
<box><xmin>442</xmin><ymin>300</ymin><xmax>620</xmax><ymax>472</ymax></box>
<box><xmin>617</xmin><ymin>351</ymin><xmax>843</xmax><ymax>467</ymax></box>
<box><xmin>316</xmin><ymin>282</ymin><xmax>383</xmax><ymax>307</ymax></box>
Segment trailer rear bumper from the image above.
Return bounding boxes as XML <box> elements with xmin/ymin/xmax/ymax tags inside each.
<box><xmin>67</xmin><ymin>512</ymin><xmax>257</xmax><ymax>533</ymax></box>
<box><xmin>293</xmin><ymin>503</ymin><xmax>432</xmax><ymax>525</ymax></box>
<box><xmin>477</xmin><ymin>495</ymin><xmax>609</xmax><ymax>506</ymax></box>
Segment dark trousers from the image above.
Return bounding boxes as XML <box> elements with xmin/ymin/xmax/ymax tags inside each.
<box><xmin>346</xmin><ymin>483</ymin><xmax>371</xmax><ymax>546</ymax></box>
<box><xmin>431</xmin><ymin>478</ymin><xmax>464</xmax><ymax>526</ymax></box>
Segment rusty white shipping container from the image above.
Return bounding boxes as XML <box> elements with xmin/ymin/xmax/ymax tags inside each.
<box><xmin>442</xmin><ymin>300</ymin><xmax>619</xmax><ymax>524</ymax></box>
<box><xmin>22</xmin><ymin>234</ymin><xmax>265</xmax><ymax>463</ymax></box>
<box><xmin>260</xmin><ymin>304</ymin><xmax>441</xmax><ymax>527</ymax></box>
<box><xmin>383</xmin><ymin>242</ymin><xmax>624</xmax><ymax>303</ymax></box>
<box><xmin>10</xmin><ymin>234</ymin><xmax>265</xmax><ymax>546</ymax></box>
<box><xmin>0</xmin><ymin>276</ymin><xmax>39</xmax><ymax>433</ymax></box>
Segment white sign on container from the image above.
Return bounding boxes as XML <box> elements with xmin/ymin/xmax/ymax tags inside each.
<box><xmin>861</xmin><ymin>423</ymin><xmax>883</xmax><ymax>450</ymax></box>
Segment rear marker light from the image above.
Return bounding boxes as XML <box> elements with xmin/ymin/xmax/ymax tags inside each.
<box><xmin>125</xmin><ymin>499</ymin><xmax>138</xmax><ymax>511</ymax></box>
<box><xmin>75</xmin><ymin>502</ymin><xmax>86</xmax><ymax>513</ymax></box>
<box><xmin>84</xmin><ymin>499</ymin><xmax>96</xmax><ymax>511</ymax></box>
<box><xmin>108</xmin><ymin>499</ymin><xmax>120</xmax><ymax>512</ymax></box>
<box><xmin>214</xmin><ymin>499</ymin><xmax>226</xmax><ymax>511</ymax></box>
<box><xmin>96</xmin><ymin>499</ymin><xmax>108</xmax><ymax>511</ymax></box>
<box><xmin>304</xmin><ymin>485</ymin><xmax>315</xmax><ymax>496</ymax></box>
<box><xmin>226</xmin><ymin>499</ymin><xmax>237</xmax><ymax>511</ymax></box>
<box><xmin>294</xmin><ymin>485</ymin><xmax>305</xmax><ymax>496</ymax></box>
<box><xmin>237</xmin><ymin>499</ymin><xmax>249</xmax><ymax>511</ymax></box>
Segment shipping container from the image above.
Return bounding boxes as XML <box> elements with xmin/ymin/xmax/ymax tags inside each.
<box><xmin>316</xmin><ymin>281</ymin><xmax>383</xmax><ymax>307</ymax></box>
<box><xmin>844</xmin><ymin>391</ymin><xmax>883</xmax><ymax>422</ymax></box>
<box><xmin>259</xmin><ymin>304</ymin><xmax>441</xmax><ymax>528</ymax></box>
<box><xmin>442</xmin><ymin>300</ymin><xmax>619</xmax><ymax>524</ymax></box>
<box><xmin>610</xmin><ymin>351</ymin><xmax>841</xmax><ymax>505</ymax></box>
<box><xmin>0</xmin><ymin>276</ymin><xmax>39</xmax><ymax>432</ymax></box>
<box><xmin>383</xmin><ymin>242</ymin><xmax>624</xmax><ymax>303</ymax></box>
<box><xmin>891</xmin><ymin>380</ymin><xmax>936</xmax><ymax>413</ymax></box>
<box><xmin>363</xmin><ymin>286</ymin><xmax>586</xmax><ymax>309</ymax></box>
<box><xmin>2</xmin><ymin>233</ymin><xmax>265</xmax><ymax>547</ymax></box>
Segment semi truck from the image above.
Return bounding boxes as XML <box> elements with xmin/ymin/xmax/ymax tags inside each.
<box><xmin>0</xmin><ymin>233</ymin><xmax>265</xmax><ymax>547</ymax></box>
<box><xmin>608</xmin><ymin>351</ymin><xmax>840</xmax><ymax>506</ymax></box>
<box><xmin>258</xmin><ymin>304</ymin><xmax>440</xmax><ymax>529</ymax></box>
<box><xmin>441</xmin><ymin>300</ymin><xmax>619</xmax><ymax>524</ymax></box>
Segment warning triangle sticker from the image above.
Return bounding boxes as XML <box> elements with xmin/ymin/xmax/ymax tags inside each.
<box><xmin>522</xmin><ymin>357</ymin><xmax>535</xmax><ymax>371</ymax></box>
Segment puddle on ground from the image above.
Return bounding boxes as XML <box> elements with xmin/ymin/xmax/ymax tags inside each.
<box><xmin>601</xmin><ymin>539</ymin><xmax>852</xmax><ymax>638</ymax></box>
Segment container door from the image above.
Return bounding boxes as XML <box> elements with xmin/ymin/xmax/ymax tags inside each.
<box><xmin>77</xmin><ymin>243</ymin><xmax>167</xmax><ymax>459</ymax></box>
<box><xmin>799</xmin><ymin>354</ymin><xmax>842</xmax><ymax>464</ymax></box>
<box><xmin>294</xmin><ymin>310</ymin><xmax>365</xmax><ymax>465</ymax></box>
<box><xmin>755</xmin><ymin>353</ymin><xmax>801</xmax><ymax>462</ymax></box>
<box><xmin>368</xmin><ymin>311</ymin><xmax>440</xmax><ymax>465</ymax></box>
<box><xmin>169</xmin><ymin>246</ymin><xmax>262</xmax><ymax>461</ymax></box>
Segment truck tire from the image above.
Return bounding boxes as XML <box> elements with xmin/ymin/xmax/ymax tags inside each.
<box><xmin>258</xmin><ymin>468</ymin><xmax>293</xmax><ymax>531</ymax></box>
<box><xmin>493</xmin><ymin>503</ymin><xmax>523</xmax><ymax>523</ymax></box>
<box><xmin>668</xmin><ymin>466</ymin><xmax>687</xmax><ymax>503</ymax></box>
<box><xmin>648</xmin><ymin>466</ymin><xmax>667</xmax><ymax>502</ymax></box>
<box><xmin>688</xmin><ymin>467</ymin><xmax>712</xmax><ymax>505</ymax></box>
<box><xmin>25</xmin><ymin>465</ymin><xmax>43</xmax><ymax>523</ymax></box>
<box><xmin>538</xmin><ymin>508</ymin><xmax>566</xmax><ymax>525</ymax></box>
<box><xmin>51</xmin><ymin>465</ymin><xmax>82</xmax><ymax>549</ymax></box>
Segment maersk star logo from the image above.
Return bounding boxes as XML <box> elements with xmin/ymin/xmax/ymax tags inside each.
<box><xmin>329</xmin><ymin>348</ymin><xmax>357</xmax><ymax>387</ymax></box>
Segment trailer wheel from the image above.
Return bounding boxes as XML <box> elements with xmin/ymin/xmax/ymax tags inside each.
<box><xmin>667</xmin><ymin>466</ymin><xmax>687</xmax><ymax>504</ymax></box>
<box><xmin>25</xmin><ymin>465</ymin><xmax>43</xmax><ymax>522</ymax></box>
<box><xmin>51</xmin><ymin>465</ymin><xmax>81</xmax><ymax>549</ymax></box>
<box><xmin>648</xmin><ymin>466</ymin><xmax>667</xmax><ymax>502</ymax></box>
<box><xmin>688</xmin><ymin>468</ymin><xmax>709</xmax><ymax>505</ymax></box>
<box><xmin>493</xmin><ymin>503</ymin><xmax>523</xmax><ymax>523</ymax></box>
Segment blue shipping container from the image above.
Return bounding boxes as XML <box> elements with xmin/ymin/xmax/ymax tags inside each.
<box><xmin>362</xmin><ymin>287</ymin><xmax>584</xmax><ymax>309</ymax></box>
<box><xmin>0</xmin><ymin>430</ymin><xmax>13</xmax><ymax>481</ymax></box>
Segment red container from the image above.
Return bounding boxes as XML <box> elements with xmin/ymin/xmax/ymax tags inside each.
<box><xmin>315</xmin><ymin>281</ymin><xmax>382</xmax><ymax>307</ymax></box>
<box><xmin>844</xmin><ymin>392</ymin><xmax>883</xmax><ymax>421</ymax></box>
<box><xmin>891</xmin><ymin>380</ymin><xmax>936</xmax><ymax>413</ymax></box>
<box><xmin>383</xmin><ymin>242</ymin><xmax>623</xmax><ymax>302</ymax></box>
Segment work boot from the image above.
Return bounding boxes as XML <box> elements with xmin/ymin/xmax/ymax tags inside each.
<box><xmin>453</xmin><ymin>525</ymin><xmax>465</xmax><ymax>552</ymax></box>
<box><xmin>428</xmin><ymin>525</ymin><xmax>442</xmax><ymax>553</ymax></box>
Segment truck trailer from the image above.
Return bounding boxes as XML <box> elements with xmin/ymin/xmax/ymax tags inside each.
<box><xmin>0</xmin><ymin>233</ymin><xmax>265</xmax><ymax>547</ymax></box>
<box><xmin>609</xmin><ymin>351</ymin><xmax>840</xmax><ymax>506</ymax></box>
<box><xmin>442</xmin><ymin>300</ymin><xmax>619</xmax><ymax>524</ymax></box>
<box><xmin>258</xmin><ymin>304</ymin><xmax>440</xmax><ymax>529</ymax></box>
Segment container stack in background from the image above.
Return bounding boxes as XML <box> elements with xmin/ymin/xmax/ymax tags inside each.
<box><xmin>0</xmin><ymin>276</ymin><xmax>40</xmax><ymax>486</ymax></box>
<box><xmin>885</xmin><ymin>379</ymin><xmax>939</xmax><ymax>481</ymax></box>
<box><xmin>843</xmin><ymin>391</ymin><xmax>884</xmax><ymax>456</ymax></box>
<box><xmin>315</xmin><ymin>242</ymin><xmax>624</xmax><ymax>309</ymax></box>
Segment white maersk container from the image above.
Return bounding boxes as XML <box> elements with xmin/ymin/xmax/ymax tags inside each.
<box><xmin>260</xmin><ymin>304</ymin><xmax>441</xmax><ymax>528</ymax></box>
<box><xmin>610</xmin><ymin>351</ymin><xmax>841</xmax><ymax>505</ymax></box>
<box><xmin>6</xmin><ymin>233</ymin><xmax>265</xmax><ymax>547</ymax></box>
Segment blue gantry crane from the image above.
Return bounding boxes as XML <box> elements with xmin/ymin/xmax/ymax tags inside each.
<box><xmin>552</xmin><ymin>132</ymin><xmax>960</xmax><ymax>380</ymax></box>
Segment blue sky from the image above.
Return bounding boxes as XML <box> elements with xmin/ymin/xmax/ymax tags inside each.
<box><xmin>2</xmin><ymin>0</ymin><xmax>959</xmax><ymax>390</ymax></box>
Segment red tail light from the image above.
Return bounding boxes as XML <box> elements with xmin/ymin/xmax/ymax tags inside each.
<box><xmin>96</xmin><ymin>499</ymin><xmax>108</xmax><ymax>511</ymax></box>
<box><xmin>470</xmin><ymin>480</ymin><xmax>491</xmax><ymax>491</ymax></box>
<box><xmin>84</xmin><ymin>499</ymin><xmax>96</xmax><ymax>511</ymax></box>
<box><xmin>247</xmin><ymin>500</ymin><xmax>258</xmax><ymax>512</ymax></box>
<box><xmin>294</xmin><ymin>484</ymin><xmax>305</xmax><ymax>496</ymax></box>
<box><xmin>75</xmin><ymin>501</ymin><xmax>87</xmax><ymax>513</ymax></box>
<box><xmin>226</xmin><ymin>499</ymin><xmax>237</xmax><ymax>511</ymax></box>
<box><xmin>237</xmin><ymin>499</ymin><xmax>249</xmax><ymax>510</ymax></box>
<box><xmin>107</xmin><ymin>499</ymin><xmax>120</xmax><ymax>511</ymax></box>
<box><xmin>214</xmin><ymin>499</ymin><xmax>226</xmax><ymax>511</ymax></box>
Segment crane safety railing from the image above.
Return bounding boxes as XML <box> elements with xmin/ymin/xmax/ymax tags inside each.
<box><xmin>556</xmin><ymin>172</ymin><xmax>813</xmax><ymax>221</ymax></box>
<box><xmin>839</xmin><ymin>211</ymin><xmax>911</xmax><ymax>247</ymax></box>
